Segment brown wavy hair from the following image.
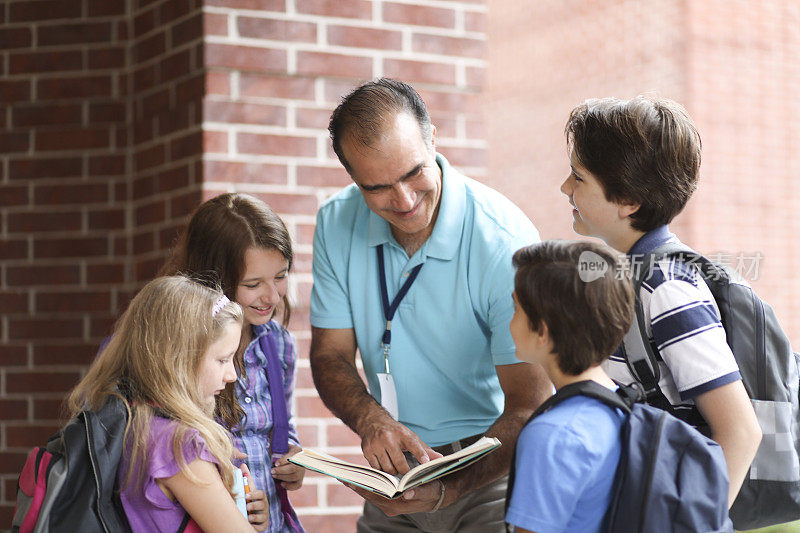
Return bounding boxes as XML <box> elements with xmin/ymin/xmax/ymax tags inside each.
<box><xmin>160</xmin><ymin>193</ymin><xmax>294</xmax><ymax>429</ymax></box>
<box><xmin>565</xmin><ymin>96</ymin><xmax>701</xmax><ymax>232</ymax></box>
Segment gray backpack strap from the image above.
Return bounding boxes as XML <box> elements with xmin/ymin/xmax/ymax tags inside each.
<box><xmin>621</xmin><ymin>312</ymin><xmax>660</xmax><ymax>397</ymax></box>
<box><xmin>621</xmin><ymin>248</ymin><xmax>669</xmax><ymax>399</ymax></box>
<box><xmin>622</xmin><ymin>243</ymin><xmax>701</xmax><ymax>417</ymax></box>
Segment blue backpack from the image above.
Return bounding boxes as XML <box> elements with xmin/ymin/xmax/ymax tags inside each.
<box><xmin>506</xmin><ymin>380</ymin><xmax>732</xmax><ymax>533</ymax></box>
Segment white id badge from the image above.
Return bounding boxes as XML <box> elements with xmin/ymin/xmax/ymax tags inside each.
<box><xmin>376</xmin><ymin>372</ymin><xmax>399</xmax><ymax>420</ymax></box>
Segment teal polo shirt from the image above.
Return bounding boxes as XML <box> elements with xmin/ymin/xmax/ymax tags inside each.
<box><xmin>310</xmin><ymin>154</ymin><xmax>540</xmax><ymax>446</ymax></box>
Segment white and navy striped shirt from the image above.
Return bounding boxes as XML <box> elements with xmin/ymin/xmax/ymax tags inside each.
<box><xmin>604</xmin><ymin>226</ymin><xmax>741</xmax><ymax>414</ymax></box>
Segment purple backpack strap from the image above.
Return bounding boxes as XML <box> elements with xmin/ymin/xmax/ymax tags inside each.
<box><xmin>258</xmin><ymin>332</ymin><xmax>304</xmax><ymax>533</ymax></box>
<box><xmin>259</xmin><ymin>333</ymin><xmax>290</xmax><ymax>455</ymax></box>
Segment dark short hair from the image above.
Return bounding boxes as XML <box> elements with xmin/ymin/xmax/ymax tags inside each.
<box><xmin>513</xmin><ymin>240</ymin><xmax>634</xmax><ymax>375</ymax></box>
<box><xmin>328</xmin><ymin>78</ymin><xmax>432</xmax><ymax>173</ymax></box>
<box><xmin>565</xmin><ymin>96</ymin><xmax>701</xmax><ymax>232</ymax></box>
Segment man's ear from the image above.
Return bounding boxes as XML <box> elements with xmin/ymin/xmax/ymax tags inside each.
<box><xmin>430</xmin><ymin>124</ymin><xmax>437</xmax><ymax>151</ymax></box>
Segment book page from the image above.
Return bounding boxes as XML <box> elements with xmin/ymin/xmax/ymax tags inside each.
<box><xmin>288</xmin><ymin>436</ymin><xmax>501</xmax><ymax>499</ymax></box>
<box><xmin>288</xmin><ymin>449</ymin><xmax>401</xmax><ymax>497</ymax></box>
<box><xmin>397</xmin><ymin>437</ymin><xmax>501</xmax><ymax>491</ymax></box>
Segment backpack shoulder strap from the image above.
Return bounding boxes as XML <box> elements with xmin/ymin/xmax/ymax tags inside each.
<box><xmin>624</xmin><ymin>242</ymin><xmax>699</xmax><ymax>400</ymax></box>
<box><xmin>84</xmin><ymin>395</ymin><xmax>133</xmax><ymax>532</ymax></box>
<box><xmin>621</xmin><ymin>244</ymin><xmax>695</xmax><ymax>400</ymax></box>
<box><xmin>532</xmin><ymin>380</ymin><xmax>633</xmax><ymax>420</ymax></box>
<box><xmin>257</xmin><ymin>330</ymin><xmax>304</xmax><ymax>532</ymax></box>
<box><xmin>626</xmin><ymin>243</ymin><xmax>710</xmax><ymax>426</ymax></box>
<box><xmin>504</xmin><ymin>379</ymin><xmax>633</xmax><ymax>529</ymax></box>
<box><xmin>258</xmin><ymin>329</ymin><xmax>290</xmax><ymax>456</ymax></box>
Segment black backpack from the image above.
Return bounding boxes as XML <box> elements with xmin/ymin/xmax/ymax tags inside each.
<box><xmin>506</xmin><ymin>380</ymin><xmax>732</xmax><ymax>533</ymax></box>
<box><xmin>12</xmin><ymin>394</ymin><xmax>133</xmax><ymax>533</ymax></box>
<box><xmin>622</xmin><ymin>243</ymin><xmax>800</xmax><ymax>530</ymax></box>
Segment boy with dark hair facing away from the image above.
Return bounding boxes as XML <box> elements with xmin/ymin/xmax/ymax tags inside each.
<box><xmin>561</xmin><ymin>96</ymin><xmax>761</xmax><ymax>506</ymax></box>
<box><xmin>506</xmin><ymin>240</ymin><xmax>633</xmax><ymax>532</ymax></box>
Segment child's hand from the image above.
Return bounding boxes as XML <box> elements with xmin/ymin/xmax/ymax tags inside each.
<box><xmin>240</xmin><ymin>463</ymin><xmax>269</xmax><ymax>531</ymax></box>
<box><xmin>245</xmin><ymin>488</ymin><xmax>269</xmax><ymax>531</ymax></box>
<box><xmin>232</xmin><ymin>447</ymin><xmax>247</xmax><ymax>462</ymax></box>
<box><xmin>272</xmin><ymin>445</ymin><xmax>305</xmax><ymax>491</ymax></box>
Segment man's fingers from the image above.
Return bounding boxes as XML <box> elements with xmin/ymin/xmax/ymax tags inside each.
<box><xmin>387</xmin><ymin>445</ymin><xmax>411</xmax><ymax>474</ymax></box>
<box><xmin>376</xmin><ymin>449</ymin><xmax>400</xmax><ymax>475</ymax></box>
<box><xmin>426</xmin><ymin>446</ymin><xmax>443</xmax><ymax>460</ymax></box>
<box><xmin>403</xmin><ymin>436</ymin><xmax>438</xmax><ymax>464</ymax></box>
<box><xmin>365</xmin><ymin>453</ymin><xmax>381</xmax><ymax>470</ymax></box>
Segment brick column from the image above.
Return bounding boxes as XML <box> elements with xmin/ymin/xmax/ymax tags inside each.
<box><xmin>0</xmin><ymin>0</ymin><xmax>488</xmax><ymax>528</ymax></box>
<box><xmin>129</xmin><ymin>0</ymin><xmax>206</xmax><ymax>282</ymax></box>
<box><xmin>1</xmin><ymin>1</ymin><xmax>130</xmax><ymax>525</ymax></box>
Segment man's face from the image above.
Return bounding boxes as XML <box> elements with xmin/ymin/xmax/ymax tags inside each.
<box><xmin>341</xmin><ymin>113</ymin><xmax>442</xmax><ymax>241</ymax></box>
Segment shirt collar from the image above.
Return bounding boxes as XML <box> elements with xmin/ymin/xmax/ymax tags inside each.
<box><xmin>366</xmin><ymin>153</ymin><xmax>465</xmax><ymax>261</ymax></box>
<box><xmin>243</xmin><ymin>321</ymin><xmax>276</xmax><ymax>364</ymax></box>
<box><xmin>425</xmin><ymin>153</ymin><xmax>464</xmax><ymax>260</ymax></box>
<box><xmin>627</xmin><ymin>225</ymin><xmax>676</xmax><ymax>256</ymax></box>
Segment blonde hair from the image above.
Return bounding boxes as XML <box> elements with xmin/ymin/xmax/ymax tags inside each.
<box><xmin>67</xmin><ymin>275</ymin><xmax>244</xmax><ymax>493</ymax></box>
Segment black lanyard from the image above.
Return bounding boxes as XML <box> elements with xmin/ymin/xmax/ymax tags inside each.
<box><xmin>377</xmin><ymin>244</ymin><xmax>423</xmax><ymax>363</ymax></box>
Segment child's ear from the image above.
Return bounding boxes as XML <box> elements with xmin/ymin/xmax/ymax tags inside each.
<box><xmin>535</xmin><ymin>321</ymin><xmax>550</xmax><ymax>346</ymax></box>
<box><xmin>617</xmin><ymin>201</ymin><xmax>640</xmax><ymax>219</ymax></box>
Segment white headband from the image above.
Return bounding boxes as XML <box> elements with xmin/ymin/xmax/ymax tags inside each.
<box><xmin>212</xmin><ymin>294</ymin><xmax>230</xmax><ymax>317</ymax></box>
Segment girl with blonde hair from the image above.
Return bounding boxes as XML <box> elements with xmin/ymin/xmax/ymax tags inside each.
<box><xmin>68</xmin><ymin>275</ymin><xmax>259</xmax><ymax>532</ymax></box>
<box><xmin>160</xmin><ymin>193</ymin><xmax>304</xmax><ymax>532</ymax></box>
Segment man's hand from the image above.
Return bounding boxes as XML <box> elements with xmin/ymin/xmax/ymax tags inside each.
<box><xmin>310</xmin><ymin>327</ymin><xmax>442</xmax><ymax>475</ymax></box>
<box><xmin>345</xmin><ymin>480</ymin><xmax>443</xmax><ymax>516</ymax></box>
<box><xmin>442</xmin><ymin>362</ymin><xmax>552</xmax><ymax>503</ymax></box>
<box><xmin>272</xmin><ymin>445</ymin><xmax>306</xmax><ymax>491</ymax></box>
<box><xmin>360</xmin><ymin>410</ymin><xmax>442</xmax><ymax>475</ymax></box>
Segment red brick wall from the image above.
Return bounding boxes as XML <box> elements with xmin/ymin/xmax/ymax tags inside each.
<box><xmin>130</xmin><ymin>0</ymin><xmax>205</xmax><ymax>282</ymax></box>
<box><xmin>200</xmin><ymin>1</ymin><xmax>487</xmax><ymax>528</ymax></box>
<box><xmin>1</xmin><ymin>0</ymin><xmax>130</xmax><ymax>526</ymax></box>
<box><xmin>486</xmin><ymin>0</ymin><xmax>800</xmax><ymax>345</ymax></box>
<box><xmin>0</xmin><ymin>0</ymin><xmax>488</xmax><ymax>529</ymax></box>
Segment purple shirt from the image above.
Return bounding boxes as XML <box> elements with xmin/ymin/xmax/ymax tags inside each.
<box><xmin>118</xmin><ymin>416</ymin><xmax>218</xmax><ymax>533</ymax></box>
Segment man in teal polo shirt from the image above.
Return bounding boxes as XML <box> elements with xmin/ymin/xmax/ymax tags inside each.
<box><xmin>310</xmin><ymin>78</ymin><xmax>552</xmax><ymax>531</ymax></box>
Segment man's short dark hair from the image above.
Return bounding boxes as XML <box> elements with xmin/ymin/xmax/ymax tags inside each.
<box><xmin>565</xmin><ymin>96</ymin><xmax>701</xmax><ymax>232</ymax></box>
<box><xmin>328</xmin><ymin>78</ymin><xmax>432</xmax><ymax>173</ymax></box>
<box><xmin>513</xmin><ymin>240</ymin><xmax>634</xmax><ymax>375</ymax></box>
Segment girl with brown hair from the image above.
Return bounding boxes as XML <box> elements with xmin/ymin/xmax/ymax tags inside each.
<box><xmin>160</xmin><ymin>193</ymin><xmax>305</xmax><ymax>533</ymax></box>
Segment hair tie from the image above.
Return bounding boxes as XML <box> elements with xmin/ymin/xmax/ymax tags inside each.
<box><xmin>212</xmin><ymin>294</ymin><xmax>230</xmax><ymax>317</ymax></box>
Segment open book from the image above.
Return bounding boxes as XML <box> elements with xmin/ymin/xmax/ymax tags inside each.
<box><xmin>288</xmin><ymin>436</ymin><xmax>501</xmax><ymax>499</ymax></box>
